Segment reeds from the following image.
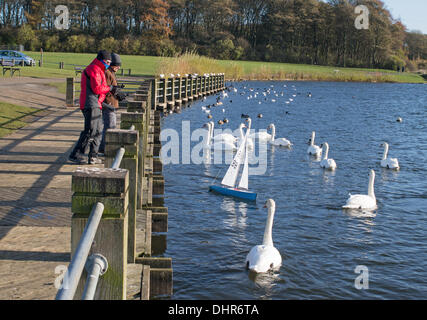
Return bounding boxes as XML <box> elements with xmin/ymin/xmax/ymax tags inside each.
<box><xmin>155</xmin><ymin>51</ymin><xmax>423</xmax><ymax>83</ymax></box>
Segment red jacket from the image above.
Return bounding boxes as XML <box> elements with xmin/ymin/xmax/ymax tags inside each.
<box><xmin>79</xmin><ymin>58</ymin><xmax>111</xmax><ymax>110</ymax></box>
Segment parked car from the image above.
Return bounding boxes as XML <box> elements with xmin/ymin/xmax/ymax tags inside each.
<box><xmin>0</xmin><ymin>50</ymin><xmax>35</xmax><ymax>66</ymax></box>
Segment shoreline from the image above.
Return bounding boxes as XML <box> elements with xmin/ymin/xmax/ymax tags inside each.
<box><xmin>225</xmin><ymin>77</ymin><xmax>426</xmax><ymax>84</ymax></box>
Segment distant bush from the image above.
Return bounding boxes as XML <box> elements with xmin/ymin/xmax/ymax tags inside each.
<box><xmin>99</xmin><ymin>37</ymin><xmax>119</xmax><ymax>52</ymax></box>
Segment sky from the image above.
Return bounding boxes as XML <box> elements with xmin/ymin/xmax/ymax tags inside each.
<box><xmin>382</xmin><ymin>0</ymin><xmax>427</xmax><ymax>33</ymax></box>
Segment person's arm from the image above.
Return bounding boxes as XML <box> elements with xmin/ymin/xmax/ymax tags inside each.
<box><xmin>87</xmin><ymin>68</ymin><xmax>110</xmax><ymax>95</ymax></box>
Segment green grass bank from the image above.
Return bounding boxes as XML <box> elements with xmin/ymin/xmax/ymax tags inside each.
<box><xmin>0</xmin><ymin>51</ymin><xmax>423</xmax><ymax>84</ymax></box>
<box><xmin>0</xmin><ymin>102</ymin><xmax>45</xmax><ymax>138</ymax></box>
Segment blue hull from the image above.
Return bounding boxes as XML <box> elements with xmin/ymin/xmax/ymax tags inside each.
<box><xmin>209</xmin><ymin>185</ymin><xmax>257</xmax><ymax>201</ymax></box>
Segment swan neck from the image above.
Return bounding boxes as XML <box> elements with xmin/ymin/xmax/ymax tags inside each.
<box><xmin>382</xmin><ymin>144</ymin><xmax>389</xmax><ymax>160</ymax></box>
<box><xmin>323</xmin><ymin>144</ymin><xmax>329</xmax><ymax>160</ymax></box>
<box><xmin>262</xmin><ymin>205</ymin><xmax>275</xmax><ymax>246</ymax></box>
<box><xmin>239</xmin><ymin>125</ymin><xmax>244</xmax><ymax>139</ymax></box>
<box><xmin>271</xmin><ymin>125</ymin><xmax>275</xmax><ymax>141</ymax></box>
<box><xmin>368</xmin><ymin>173</ymin><xmax>375</xmax><ymax>198</ymax></box>
<box><xmin>311</xmin><ymin>132</ymin><xmax>315</xmax><ymax>146</ymax></box>
<box><xmin>206</xmin><ymin>123</ymin><xmax>212</xmax><ymax>146</ymax></box>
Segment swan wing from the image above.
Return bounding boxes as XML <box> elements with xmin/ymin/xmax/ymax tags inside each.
<box><xmin>343</xmin><ymin>194</ymin><xmax>376</xmax><ymax>209</ymax></box>
<box><xmin>246</xmin><ymin>245</ymin><xmax>282</xmax><ymax>273</ymax></box>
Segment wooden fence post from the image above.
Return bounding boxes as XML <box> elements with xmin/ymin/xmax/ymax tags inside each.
<box><xmin>66</xmin><ymin>77</ymin><xmax>75</xmax><ymax>107</ymax></box>
<box><xmin>120</xmin><ymin>112</ymin><xmax>145</xmax><ymax>210</ymax></box>
<box><xmin>105</xmin><ymin>129</ymin><xmax>139</xmax><ymax>263</ymax></box>
<box><xmin>71</xmin><ymin>167</ymin><xmax>129</xmax><ymax>300</ymax></box>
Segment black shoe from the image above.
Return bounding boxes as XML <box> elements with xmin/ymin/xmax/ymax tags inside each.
<box><xmin>89</xmin><ymin>157</ymin><xmax>103</xmax><ymax>165</ymax></box>
<box><xmin>68</xmin><ymin>155</ymin><xmax>86</xmax><ymax>164</ymax></box>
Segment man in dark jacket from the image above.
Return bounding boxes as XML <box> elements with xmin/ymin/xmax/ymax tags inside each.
<box><xmin>99</xmin><ymin>52</ymin><xmax>126</xmax><ymax>154</ymax></box>
<box><xmin>69</xmin><ymin>50</ymin><xmax>114</xmax><ymax>164</ymax></box>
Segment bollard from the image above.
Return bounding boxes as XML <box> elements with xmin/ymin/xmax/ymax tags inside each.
<box><xmin>71</xmin><ymin>167</ymin><xmax>129</xmax><ymax>299</ymax></box>
<box><xmin>66</xmin><ymin>77</ymin><xmax>75</xmax><ymax>107</ymax></box>
<box><xmin>105</xmin><ymin>129</ymin><xmax>139</xmax><ymax>263</ymax></box>
<box><xmin>120</xmin><ymin>112</ymin><xmax>145</xmax><ymax>209</ymax></box>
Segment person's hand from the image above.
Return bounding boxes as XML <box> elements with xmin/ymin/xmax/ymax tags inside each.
<box><xmin>110</xmin><ymin>85</ymin><xmax>118</xmax><ymax>95</ymax></box>
<box><xmin>115</xmin><ymin>90</ymin><xmax>127</xmax><ymax>101</ymax></box>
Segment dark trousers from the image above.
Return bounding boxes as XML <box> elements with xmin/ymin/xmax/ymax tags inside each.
<box><xmin>70</xmin><ymin>106</ymin><xmax>103</xmax><ymax>159</ymax></box>
<box><xmin>99</xmin><ymin>107</ymin><xmax>117</xmax><ymax>153</ymax></box>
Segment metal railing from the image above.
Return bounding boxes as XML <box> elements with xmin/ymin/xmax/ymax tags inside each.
<box><xmin>56</xmin><ymin>144</ymin><xmax>128</xmax><ymax>300</ymax></box>
<box><xmin>55</xmin><ymin>202</ymin><xmax>105</xmax><ymax>300</ymax></box>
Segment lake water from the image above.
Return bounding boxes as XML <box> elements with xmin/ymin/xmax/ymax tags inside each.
<box><xmin>160</xmin><ymin>81</ymin><xmax>427</xmax><ymax>299</ymax></box>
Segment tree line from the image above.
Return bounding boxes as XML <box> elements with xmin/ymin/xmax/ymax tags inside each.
<box><xmin>0</xmin><ymin>0</ymin><xmax>426</xmax><ymax>71</ymax></box>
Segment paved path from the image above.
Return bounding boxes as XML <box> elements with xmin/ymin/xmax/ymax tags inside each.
<box><xmin>0</xmin><ymin>77</ymin><xmax>142</xmax><ymax>300</ymax></box>
<box><xmin>0</xmin><ymin>78</ymin><xmax>101</xmax><ymax>299</ymax></box>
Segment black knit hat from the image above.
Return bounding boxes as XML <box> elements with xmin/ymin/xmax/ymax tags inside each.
<box><xmin>111</xmin><ymin>52</ymin><xmax>122</xmax><ymax>66</ymax></box>
<box><xmin>97</xmin><ymin>50</ymin><xmax>112</xmax><ymax>61</ymax></box>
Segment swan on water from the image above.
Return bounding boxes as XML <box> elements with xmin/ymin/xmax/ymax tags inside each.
<box><xmin>249</xmin><ymin>124</ymin><xmax>272</xmax><ymax>141</ymax></box>
<box><xmin>307</xmin><ymin>131</ymin><xmax>322</xmax><ymax>157</ymax></box>
<box><xmin>207</xmin><ymin>122</ymin><xmax>237</xmax><ymax>151</ymax></box>
<box><xmin>268</xmin><ymin>124</ymin><xmax>292</xmax><ymax>147</ymax></box>
<box><xmin>320</xmin><ymin>142</ymin><xmax>337</xmax><ymax>170</ymax></box>
<box><xmin>343</xmin><ymin>169</ymin><xmax>377</xmax><ymax>210</ymax></box>
<box><xmin>235</xmin><ymin>122</ymin><xmax>254</xmax><ymax>150</ymax></box>
<box><xmin>245</xmin><ymin>199</ymin><xmax>282</xmax><ymax>273</ymax></box>
<box><xmin>380</xmin><ymin>142</ymin><xmax>400</xmax><ymax>170</ymax></box>
<box><xmin>210</xmin><ymin>121</ymin><xmax>237</xmax><ymax>144</ymax></box>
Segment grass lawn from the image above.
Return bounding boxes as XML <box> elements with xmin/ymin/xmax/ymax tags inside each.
<box><xmin>0</xmin><ymin>102</ymin><xmax>45</xmax><ymax>138</ymax></box>
<box><xmin>0</xmin><ymin>51</ymin><xmax>422</xmax><ymax>84</ymax></box>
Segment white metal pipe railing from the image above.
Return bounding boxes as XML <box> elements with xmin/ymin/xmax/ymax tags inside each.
<box><xmin>111</xmin><ymin>147</ymin><xmax>125</xmax><ymax>169</ymax></box>
<box><xmin>55</xmin><ymin>202</ymin><xmax>105</xmax><ymax>300</ymax></box>
<box><xmin>81</xmin><ymin>254</ymin><xmax>108</xmax><ymax>300</ymax></box>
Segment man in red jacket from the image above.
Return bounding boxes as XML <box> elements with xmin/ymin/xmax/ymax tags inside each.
<box><xmin>69</xmin><ymin>50</ymin><xmax>115</xmax><ymax>164</ymax></box>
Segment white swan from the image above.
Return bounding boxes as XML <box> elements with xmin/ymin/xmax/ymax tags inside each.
<box><xmin>235</xmin><ymin>123</ymin><xmax>254</xmax><ymax>150</ymax></box>
<box><xmin>210</xmin><ymin>121</ymin><xmax>237</xmax><ymax>145</ymax></box>
<box><xmin>343</xmin><ymin>169</ymin><xmax>377</xmax><ymax>210</ymax></box>
<box><xmin>320</xmin><ymin>142</ymin><xmax>337</xmax><ymax>170</ymax></box>
<box><xmin>268</xmin><ymin>124</ymin><xmax>292</xmax><ymax>147</ymax></box>
<box><xmin>380</xmin><ymin>142</ymin><xmax>399</xmax><ymax>170</ymax></box>
<box><xmin>207</xmin><ymin>122</ymin><xmax>237</xmax><ymax>151</ymax></box>
<box><xmin>307</xmin><ymin>131</ymin><xmax>322</xmax><ymax>157</ymax></box>
<box><xmin>246</xmin><ymin>199</ymin><xmax>282</xmax><ymax>273</ymax></box>
<box><xmin>249</xmin><ymin>124</ymin><xmax>272</xmax><ymax>141</ymax></box>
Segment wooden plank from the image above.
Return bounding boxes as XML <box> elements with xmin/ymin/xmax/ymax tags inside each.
<box><xmin>135</xmin><ymin>257</ymin><xmax>172</xmax><ymax>269</ymax></box>
<box><xmin>150</xmin><ymin>268</ymin><xmax>173</xmax><ymax>297</ymax></box>
<box><xmin>126</xmin><ymin>263</ymin><xmax>143</xmax><ymax>300</ymax></box>
<box><xmin>141</xmin><ymin>265</ymin><xmax>150</xmax><ymax>300</ymax></box>
<box><xmin>152</xmin><ymin>234</ymin><xmax>167</xmax><ymax>255</ymax></box>
<box><xmin>152</xmin><ymin>211</ymin><xmax>167</xmax><ymax>232</ymax></box>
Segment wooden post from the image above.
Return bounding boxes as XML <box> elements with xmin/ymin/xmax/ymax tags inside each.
<box><xmin>40</xmin><ymin>48</ymin><xmax>43</xmax><ymax>67</ymax></box>
<box><xmin>169</xmin><ymin>77</ymin><xmax>175</xmax><ymax>109</ymax></box>
<box><xmin>105</xmin><ymin>129</ymin><xmax>139</xmax><ymax>263</ymax></box>
<box><xmin>66</xmin><ymin>77</ymin><xmax>75</xmax><ymax>107</ymax></box>
<box><xmin>203</xmin><ymin>76</ymin><xmax>207</xmax><ymax>96</ymax></box>
<box><xmin>187</xmin><ymin>76</ymin><xmax>193</xmax><ymax>100</ymax></box>
<box><xmin>177</xmin><ymin>77</ymin><xmax>182</xmax><ymax>104</ymax></box>
<box><xmin>71</xmin><ymin>167</ymin><xmax>129</xmax><ymax>300</ymax></box>
<box><xmin>181</xmin><ymin>77</ymin><xmax>188</xmax><ymax>103</ymax></box>
<box><xmin>120</xmin><ymin>112</ymin><xmax>145</xmax><ymax>210</ymax></box>
<box><xmin>151</xmin><ymin>79</ymin><xmax>158</xmax><ymax>110</ymax></box>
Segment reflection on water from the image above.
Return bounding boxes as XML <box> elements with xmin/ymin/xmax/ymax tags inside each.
<box><xmin>247</xmin><ymin>269</ymin><xmax>282</xmax><ymax>299</ymax></box>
